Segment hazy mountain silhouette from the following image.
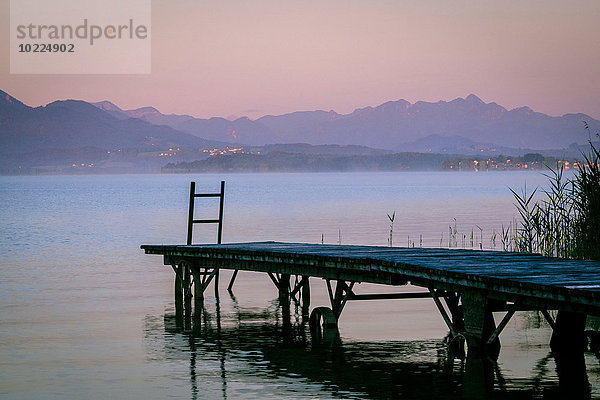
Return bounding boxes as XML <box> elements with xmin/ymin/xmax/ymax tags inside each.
<box><xmin>3</xmin><ymin>89</ymin><xmax>597</xmax><ymax>173</ymax></box>
<box><xmin>93</xmin><ymin>100</ymin><xmax>278</xmax><ymax>145</ymax></box>
<box><xmin>0</xmin><ymin>90</ymin><xmax>225</xmax><ymax>156</ymax></box>
<box><xmin>3</xmin><ymin>88</ymin><xmax>598</xmax><ymax>158</ymax></box>
<box><xmin>94</xmin><ymin>94</ymin><xmax>600</xmax><ymax>150</ymax></box>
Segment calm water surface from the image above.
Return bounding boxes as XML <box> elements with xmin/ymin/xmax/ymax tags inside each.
<box><xmin>1</xmin><ymin>172</ymin><xmax>598</xmax><ymax>399</ymax></box>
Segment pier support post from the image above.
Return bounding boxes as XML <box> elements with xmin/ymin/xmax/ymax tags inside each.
<box><xmin>463</xmin><ymin>354</ymin><xmax>495</xmax><ymax>399</ymax></box>
<box><xmin>550</xmin><ymin>311</ymin><xmax>587</xmax><ymax>356</ymax></box>
<box><xmin>302</xmin><ymin>276</ymin><xmax>310</xmax><ymax>322</ymax></box>
<box><xmin>184</xmin><ymin>264</ymin><xmax>192</xmax><ymax>331</ymax></box>
<box><xmin>192</xmin><ymin>269</ymin><xmax>204</xmax><ymax>317</ymax></box>
<box><xmin>279</xmin><ymin>274</ymin><xmax>291</xmax><ymax>318</ymax></box>
<box><xmin>279</xmin><ymin>274</ymin><xmax>292</xmax><ymax>337</ymax></box>
<box><xmin>185</xmin><ymin>263</ymin><xmax>219</xmax><ymax>331</ymax></box>
<box><xmin>288</xmin><ymin>275</ymin><xmax>311</xmax><ymax>323</ymax></box>
<box><xmin>214</xmin><ymin>269</ymin><xmax>220</xmax><ymax>297</ymax></box>
<box><xmin>550</xmin><ymin>311</ymin><xmax>590</xmax><ymax>396</ymax></box>
<box><xmin>461</xmin><ymin>291</ymin><xmax>500</xmax><ymax>358</ymax></box>
<box><xmin>173</xmin><ymin>265</ymin><xmax>184</xmax><ymax>327</ymax></box>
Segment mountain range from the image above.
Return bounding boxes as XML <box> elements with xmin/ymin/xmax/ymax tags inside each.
<box><xmin>93</xmin><ymin>94</ymin><xmax>599</xmax><ymax>151</ymax></box>
<box><xmin>1</xmin><ymin>88</ymin><xmax>599</xmax><ymax>173</ymax></box>
<box><xmin>0</xmin><ymin>90</ymin><xmax>223</xmax><ymax>156</ymax></box>
<box><xmin>0</xmin><ymin>90</ymin><xmax>231</xmax><ymax>172</ymax></box>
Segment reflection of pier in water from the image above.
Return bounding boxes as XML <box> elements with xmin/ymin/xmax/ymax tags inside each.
<box><xmin>143</xmin><ymin>292</ymin><xmax>592</xmax><ymax>399</ymax></box>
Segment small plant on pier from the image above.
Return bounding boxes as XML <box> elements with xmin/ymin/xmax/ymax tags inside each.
<box><xmin>387</xmin><ymin>211</ymin><xmax>395</xmax><ymax>247</ymax></box>
<box><xmin>449</xmin><ymin>218</ymin><xmax>457</xmax><ymax>247</ymax></box>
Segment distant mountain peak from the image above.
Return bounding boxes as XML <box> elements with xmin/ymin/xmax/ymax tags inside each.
<box><xmin>125</xmin><ymin>106</ymin><xmax>161</xmax><ymax>120</ymax></box>
<box><xmin>45</xmin><ymin>99</ymin><xmax>102</xmax><ymax>111</ymax></box>
<box><xmin>0</xmin><ymin>89</ymin><xmax>28</xmax><ymax>108</ymax></box>
<box><xmin>133</xmin><ymin>106</ymin><xmax>159</xmax><ymax>113</ymax></box>
<box><xmin>92</xmin><ymin>101</ymin><xmax>162</xmax><ymax>117</ymax></box>
<box><xmin>93</xmin><ymin>101</ymin><xmax>122</xmax><ymax>112</ymax></box>
<box><xmin>512</xmin><ymin>106</ymin><xmax>535</xmax><ymax>114</ymax></box>
<box><xmin>465</xmin><ymin>94</ymin><xmax>484</xmax><ymax>104</ymax></box>
<box><xmin>351</xmin><ymin>105</ymin><xmax>374</xmax><ymax>115</ymax></box>
<box><xmin>446</xmin><ymin>94</ymin><xmax>485</xmax><ymax>106</ymax></box>
<box><xmin>375</xmin><ymin>99</ymin><xmax>411</xmax><ymax>112</ymax></box>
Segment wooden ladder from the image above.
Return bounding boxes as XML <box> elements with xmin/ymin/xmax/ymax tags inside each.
<box><xmin>186</xmin><ymin>180</ymin><xmax>226</xmax><ymax>295</ymax></box>
<box><xmin>186</xmin><ymin>180</ymin><xmax>225</xmax><ymax>245</ymax></box>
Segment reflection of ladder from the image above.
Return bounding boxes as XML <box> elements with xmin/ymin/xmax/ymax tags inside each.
<box><xmin>186</xmin><ymin>181</ymin><xmax>225</xmax><ymax>245</ymax></box>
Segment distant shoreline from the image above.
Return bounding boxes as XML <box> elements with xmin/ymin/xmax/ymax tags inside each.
<box><xmin>1</xmin><ymin>151</ymin><xmax>579</xmax><ymax>176</ymax></box>
<box><xmin>160</xmin><ymin>152</ymin><xmax>575</xmax><ymax>174</ymax></box>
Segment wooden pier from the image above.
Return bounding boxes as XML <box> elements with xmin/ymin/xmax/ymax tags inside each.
<box><xmin>141</xmin><ymin>241</ymin><xmax>600</xmax><ymax>360</ymax></box>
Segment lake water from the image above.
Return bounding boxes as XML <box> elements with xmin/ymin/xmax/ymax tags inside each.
<box><xmin>1</xmin><ymin>171</ymin><xmax>598</xmax><ymax>399</ymax></box>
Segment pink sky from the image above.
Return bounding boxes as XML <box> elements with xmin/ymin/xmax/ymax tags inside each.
<box><xmin>2</xmin><ymin>0</ymin><xmax>600</xmax><ymax>119</ymax></box>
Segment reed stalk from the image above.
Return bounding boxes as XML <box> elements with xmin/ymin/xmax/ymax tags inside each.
<box><xmin>510</xmin><ymin>130</ymin><xmax>600</xmax><ymax>260</ymax></box>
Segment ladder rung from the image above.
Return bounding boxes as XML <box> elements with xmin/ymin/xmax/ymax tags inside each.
<box><xmin>192</xmin><ymin>219</ymin><xmax>220</xmax><ymax>224</ymax></box>
<box><xmin>194</xmin><ymin>193</ymin><xmax>222</xmax><ymax>198</ymax></box>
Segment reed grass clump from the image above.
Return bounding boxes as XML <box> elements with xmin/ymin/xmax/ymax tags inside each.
<box><xmin>511</xmin><ymin>130</ymin><xmax>600</xmax><ymax>260</ymax></box>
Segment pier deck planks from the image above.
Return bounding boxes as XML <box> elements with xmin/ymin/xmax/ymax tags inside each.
<box><xmin>141</xmin><ymin>241</ymin><xmax>600</xmax><ymax>314</ymax></box>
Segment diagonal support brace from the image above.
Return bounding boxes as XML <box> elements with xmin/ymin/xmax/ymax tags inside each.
<box><xmin>486</xmin><ymin>304</ymin><xmax>517</xmax><ymax>346</ymax></box>
<box><xmin>429</xmin><ymin>287</ymin><xmax>458</xmax><ymax>337</ymax></box>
